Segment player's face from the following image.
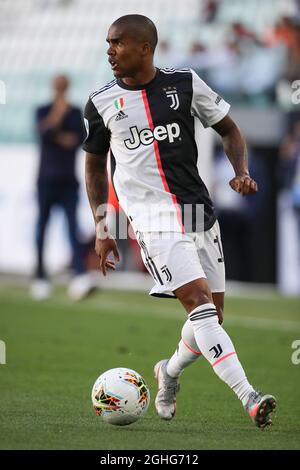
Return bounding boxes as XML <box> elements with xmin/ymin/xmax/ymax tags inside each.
<box><xmin>106</xmin><ymin>25</ymin><xmax>144</xmax><ymax>78</ymax></box>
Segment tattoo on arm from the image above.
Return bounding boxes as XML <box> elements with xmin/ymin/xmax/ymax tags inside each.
<box><xmin>85</xmin><ymin>152</ymin><xmax>108</xmax><ymax>225</ymax></box>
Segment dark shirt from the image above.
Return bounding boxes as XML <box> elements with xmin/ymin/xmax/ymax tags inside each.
<box><xmin>36</xmin><ymin>104</ymin><xmax>85</xmax><ymax>183</ymax></box>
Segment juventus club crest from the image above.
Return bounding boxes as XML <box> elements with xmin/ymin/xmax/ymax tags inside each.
<box><xmin>164</xmin><ymin>87</ymin><xmax>179</xmax><ymax>110</ymax></box>
<box><xmin>161</xmin><ymin>265</ymin><xmax>172</xmax><ymax>282</ymax></box>
<box><xmin>209</xmin><ymin>344</ymin><xmax>223</xmax><ymax>359</ymax></box>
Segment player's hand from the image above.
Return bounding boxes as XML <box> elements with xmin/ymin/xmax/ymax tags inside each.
<box><xmin>94</xmin><ymin>234</ymin><xmax>120</xmax><ymax>276</ymax></box>
<box><xmin>229</xmin><ymin>174</ymin><xmax>258</xmax><ymax>196</ymax></box>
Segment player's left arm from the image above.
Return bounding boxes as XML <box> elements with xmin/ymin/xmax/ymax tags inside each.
<box><xmin>212</xmin><ymin>115</ymin><xmax>258</xmax><ymax>196</ymax></box>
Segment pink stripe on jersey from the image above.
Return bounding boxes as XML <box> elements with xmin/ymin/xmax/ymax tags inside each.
<box><xmin>141</xmin><ymin>89</ymin><xmax>184</xmax><ymax>233</ymax></box>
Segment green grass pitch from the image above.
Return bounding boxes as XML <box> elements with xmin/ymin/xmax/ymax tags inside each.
<box><xmin>0</xmin><ymin>285</ymin><xmax>300</xmax><ymax>450</ymax></box>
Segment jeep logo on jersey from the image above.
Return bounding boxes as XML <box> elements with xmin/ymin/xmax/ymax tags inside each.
<box><xmin>124</xmin><ymin>124</ymin><xmax>181</xmax><ymax>150</ymax></box>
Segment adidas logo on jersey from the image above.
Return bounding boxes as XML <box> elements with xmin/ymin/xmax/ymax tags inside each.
<box><xmin>124</xmin><ymin>123</ymin><xmax>181</xmax><ymax>150</ymax></box>
<box><xmin>115</xmin><ymin>110</ymin><xmax>128</xmax><ymax>121</ymax></box>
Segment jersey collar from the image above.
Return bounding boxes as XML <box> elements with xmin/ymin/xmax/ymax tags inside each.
<box><xmin>117</xmin><ymin>68</ymin><xmax>161</xmax><ymax>91</ymax></box>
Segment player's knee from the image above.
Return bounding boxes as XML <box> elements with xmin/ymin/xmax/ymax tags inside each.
<box><xmin>181</xmin><ymin>290</ymin><xmax>212</xmax><ymax>313</ymax></box>
<box><xmin>175</xmin><ymin>279</ymin><xmax>213</xmax><ymax>313</ymax></box>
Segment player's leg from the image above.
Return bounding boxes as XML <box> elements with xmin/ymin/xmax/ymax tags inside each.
<box><xmin>60</xmin><ymin>183</ymin><xmax>85</xmax><ymax>275</ymax></box>
<box><xmin>30</xmin><ymin>183</ymin><xmax>53</xmax><ymax>299</ymax></box>
<box><xmin>163</xmin><ymin>290</ymin><xmax>224</xmax><ymax>386</ymax></box>
<box><xmin>154</xmin><ymin>318</ymin><xmax>202</xmax><ymax>419</ymax></box>
<box><xmin>166</xmin><ymin>292</ymin><xmax>223</xmax><ymax>380</ymax></box>
<box><xmin>154</xmin><ymin>220</ymin><xmax>276</xmax><ymax>427</ymax></box>
<box><xmin>166</xmin><ymin>318</ymin><xmax>201</xmax><ymax>378</ymax></box>
<box><xmin>175</xmin><ymin>276</ymin><xmax>253</xmax><ymax>401</ymax></box>
<box><xmin>202</xmin><ymin>223</ymin><xmax>276</xmax><ymax>428</ymax></box>
<box><xmin>135</xmin><ymin>231</ymin><xmax>201</xmax><ymax>419</ymax></box>
<box><xmin>174</xmin><ymin>277</ymin><xmax>276</xmax><ymax>428</ymax></box>
<box><xmin>35</xmin><ymin>182</ymin><xmax>52</xmax><ymax>279</ymax></box>
<box><xmin>138</xmin><ymin>230</ymin><xmax>227</xmax><ymax>420</ymax></box>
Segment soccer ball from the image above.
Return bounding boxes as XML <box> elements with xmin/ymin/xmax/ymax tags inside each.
<box><xmin>91</xmin><ymin>367</ymin><xmax>150</xmax><ymax>426</ymax></box>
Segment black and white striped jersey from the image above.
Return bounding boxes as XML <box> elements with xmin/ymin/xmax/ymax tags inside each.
<box><xmin>83</xmin><ymin>68</ymin><xmax>230</xmax><ymax>233</ymax></box>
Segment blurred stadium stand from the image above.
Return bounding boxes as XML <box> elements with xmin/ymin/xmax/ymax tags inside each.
<box><xmin>0</xmin><ymin>0</ymin><xmax>298</xmax><ymax>142</ymax></box>
<box><xmin>0</xmin><ymin>0</ymin><xmax>300</xmax><ymax>293</ymax></box>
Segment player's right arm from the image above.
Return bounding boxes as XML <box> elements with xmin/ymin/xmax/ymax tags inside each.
<box><xmin>83</xmin><ymin>98</ymin><xmax>120</xmax><ymax>276</ymax></box>
<box><xmin>85</xmin><ymin>152</ymin><xmax>120</xmax><ymax>276</ymax></box>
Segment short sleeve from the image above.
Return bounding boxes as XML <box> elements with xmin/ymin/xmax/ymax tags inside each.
<box><xmin>190</xmin><ymin>69</ymin><xmax>230</xmax><ymax>128</ymax></box>
<box><xmin>82</xmin><ymin>98</ymin><xmax>111</xmax><ymax>154</ymax></box>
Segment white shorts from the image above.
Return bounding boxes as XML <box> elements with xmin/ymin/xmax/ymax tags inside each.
<box><xmin>136</xmin><ymin>221</ymin><xmax>225</xmax><ymax>298</ymax></box>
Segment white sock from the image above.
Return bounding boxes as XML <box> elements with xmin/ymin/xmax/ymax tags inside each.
<box><xmin>189</xmin><ymin>303</ymin><xmax>254</xmax><ymax>405</ymax></box>
<box><xmin>166</xmin><ymin>320</ymin><xmax>202</xmax><ymax>378</ymax></box>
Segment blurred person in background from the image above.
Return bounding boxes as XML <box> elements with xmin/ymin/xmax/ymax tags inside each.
<box><xmin>278</xmin><ymin>117</ymin><xmax>300</xmax><ymax>239</ymax></box>
<box><xmin>208</xmin><ymin>22</ymin><xmax>285</xmax><ymax>104</ymax></box>
<box><xmin>200</xmin><ymin>0</ymin><xmax>220</xmax><ymax>23</ymax></box>
<box><xmin>180</xmin><ymin>40</ymin><xmax>238</xmax><ymax>86</ymax></box>
<box><xmin>283</xmin><ymin>19</ymin><xmax>300</xmax><ymax>85</ymax></box>
<box><xmin>155</xmin><ymin>39</ymin><xmax>185</xmax><ymax>68</ymax></box>
<box><xmin>30</xmin><ymin>74</ymin><xmax>96</xmax><ymax>301</ymax></box>
<box><xmin>212</xmin><ymin>150</ymin><xmax>250</xmax><ymax>281</ymax></box>
<box><xmin>266</xmin><ymin>16</ymin><xmax>300</xmax><ymax>107</ymax></box>
<box><xmin>179</xmin><ymin>41</ymin><xmax>214</xmax><ymax>81</ymax></box>
<box><xmin>213</xmin><ymin>148</ymin><xmax>269</xmax><ymax>282</ymax></box>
